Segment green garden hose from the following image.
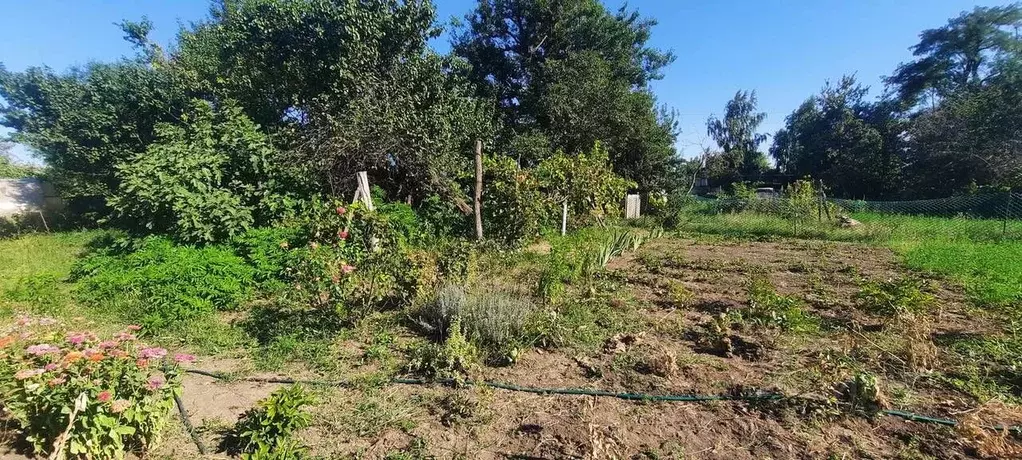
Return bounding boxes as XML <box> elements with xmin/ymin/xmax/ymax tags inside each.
<box><xmin>185</xmin><ymin>369</ymin><xmax>1022</xmax><ymax>434</ymax></box>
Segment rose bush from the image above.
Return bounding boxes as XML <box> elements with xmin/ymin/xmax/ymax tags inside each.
<box><xmin>0</xmin><ymin>316</ymin><xmax>187</xmax><ymax>459</ymax></box>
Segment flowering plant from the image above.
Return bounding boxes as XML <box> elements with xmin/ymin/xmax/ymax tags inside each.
<box><xmin>0</xmin><ymin>317</ymin><xmax>190</xmax><ymax>458</ymax></box>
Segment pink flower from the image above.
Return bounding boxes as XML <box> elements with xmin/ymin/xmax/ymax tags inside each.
<box><xmin>44</xmin><ymin>363</ymin><xmax>58</xmax><ymax>371</ymax></box>
<box><xmin>146</xmin><ymin>377</ymin><xmax>165</xmax><ymax>391</ymax></box>
<box><xmin>98</xmin><ymin>340</ymin><xmax>118</xmax><ymax>349</ymax></box>
<box><xmin>48</xmin><ymin>376</ymin><xmax>66</xmax><ymax>386</ymax></box>
<box><xmin>26</xmin><ymin>344</ymin><xmax>60</xmax><ymax>356</ymax></box>
<box><xmin>338</xmin><ymin>230</ymin><xmax>349</xmax><ymax>240</ymax></box>
<box><xmin>15</xmin><ymin>369</ymin><xmax>45</xmax><ymax>380</ymax></box>
<box><xmin>110</xmin><ymin>399</ymin><xmax>131</xmax><ymax>413</ymax></box>
<box><xmin>97</xmin><ymin>390</ymin><xmax>112</xmax><ymax>402</ymax></box>
<box><xmin>336</xmin><ymin>206</ymin><xmax>347</xmax><ymax>215</ymax></box>
<box><xmin>83</xmin><ymin>348</ymin><xmax>102</xmax><ymax>358</ymax></box>
<box><xmin>138</xmin><ymin>347</ymin><xmax>167</xmax><ymax>359</ymax></box>
<box><xmin>66</xmin><ymin>333</ymin><xmax>89</xmax><ymax>347</ymax></box>
<box><xmin>173</xmin><ymin>353</ymin><xmax>196</xmax><ymax>364</ymax></box>
<box><xmin>126</xmin><ymin>325</ymin><xmax>142</xmax><ymax>332</ymax></box>
<box><xmin>16</xmin><ymin>316</ymin><xmax>32</xmax><ymax>326</ymax></box>
<box><xmin>114</xmin><ymin>332</ymin><xmax>136</xmax><ymax>341</ymax></box>
<box><xmin>341</xmin><ymin>264</ymin><xmax>355</xmax><ymax>275</ymax></box>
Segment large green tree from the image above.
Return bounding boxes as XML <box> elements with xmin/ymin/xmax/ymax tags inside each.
<box><xmin>705</xmin><ymin>90</ymin><xmax>769</xmax><ymax>183</ymax></box>
<box><xmin>452</xmin><ymin>0</ymin><xmax>680</xmax><ymax>192</ymax></box>
<box><xmin>904</xmin><ymin>65</ymin><xmax>1022</xmax><ymax>197</ymax></box>
<box><xmin>886</xmin><ymin>3</ymin><xmax>1022</xmax><ymax>108</ymax></box>
<box><xmin>770</xmin><ymin>77</ymin><xmax>902</xmax><ymax>199</ymax></box>
<box><xmin>176</xmin><ymin>0</ymin><xmax>491</xmax><ymax>204</ymax></box>
<box><xmin>0</xmin><ymin>61</ymin><xmax>190</xmax><ymax>202</ymax></box>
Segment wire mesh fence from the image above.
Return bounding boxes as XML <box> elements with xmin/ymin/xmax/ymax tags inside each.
<box><xmin>683</xmin><ymin>191</ymin><xmax>1022</xmax><ymax>242</ymax></box>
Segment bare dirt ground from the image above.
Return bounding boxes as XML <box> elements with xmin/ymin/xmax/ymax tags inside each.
<box><xmin>158</xmin><ymin>236</ymin><xmax>1022</xmax><ymax>459</ymax></box>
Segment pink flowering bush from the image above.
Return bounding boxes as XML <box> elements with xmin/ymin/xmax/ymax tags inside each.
<box><xmin>0</xmin><ymin>318</ymin><xmax>187</xmax><ymax>458</ymax></box>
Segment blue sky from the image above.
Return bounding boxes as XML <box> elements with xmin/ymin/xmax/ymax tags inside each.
<box><xmin>0</xmin><ymin>0</ymin><xmax>1013</xmax><ymax>162</ymax></box>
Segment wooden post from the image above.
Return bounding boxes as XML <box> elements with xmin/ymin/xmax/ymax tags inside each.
<box><xmin>353</xmin><ymin>171</ymin><xmax>374</xmax><ymax>211</ymax></box>
<box><xmin>561</xmin><ymin>200</ymin><xmax>568</xmax><ymax>235</ymax></box>
<box><xmin>474</xmin><ymin>139</ymin><xmax>483</xmax><ymax>241</ymax></box>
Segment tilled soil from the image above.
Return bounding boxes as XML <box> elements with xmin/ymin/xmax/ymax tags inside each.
<box><xmin>158</xmin><ymin>237</ymin><xmax>1021</xmax><ymax>459</ymax></box>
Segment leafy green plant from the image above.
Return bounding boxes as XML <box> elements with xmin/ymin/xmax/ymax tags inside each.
<box><xmin>855</xmin><ymin>276</ymin><xmax>935</xmax><ymax>317</ymax></box>
<box><xmin>745</xmin><ymin>278</ymin><xmax>818</xmax><ymax>332</ymax></box>
<box><xmin>3</xmin><ymin>273</ymin><xmax>64</xmax><ymax>313</ymax></box>
<box><xmin>0</xmin><ymin>319</ymin><xmax>186</xmax><ymax>458</ymax></box>
<box><xmin>71</xmin><ymin>236</ymin><xmax>255</xmax><ymax>331</ymax></box>
<box><xmin>233</xmin><ymin>384</ymin><xmax>314</xmax><ymax>460</ymax></box>
<box><xmin>536</xmin><ymin>142</ymin><xmax>636</xmax><ymax>225</ymax></box>
<box><xmin>482</xmin><ymin>156</ymin><xmax>548</xmax><ymax>247</ymax></box>
<box><xmin>406</xmin><ymin>320</ymin><xmax>478</xmax><ymax>382</ymax></box>
<box><xmin>665</xmin><ymin>281</ymin><xmax>694</xmax><ymax>307</ymax></box>
<box><xmin>108</xmin><ymin>100</ymin><xmax>285</xmax><ymax>243</ymax></box>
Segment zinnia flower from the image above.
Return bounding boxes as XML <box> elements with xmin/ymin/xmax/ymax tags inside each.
<box><xmin>146</xmin><ymin>377</ymin><xmax>165</xmax><ymax>391</ymax></box>
<box><xmin>26</xmin><ymin>344</ymin><xmax>60</xmax><ymax>356</ymax></box>
<box><xmin>98</xmin><ymin>340</ymin><xmax>118</xmax><ymax>349</ymax></box>
<box><xmin>48</xmin><ymin>376</ymin><xmax>66</xmax><ymax>386</ymax></box>
<box><xmin>15</xmin><ymin>369</ymin><xmax>45</xmax><ymax>380</ymax></box>
<box><xmin>341</xmin><ymin>264</ymin><xmax>355</xmax><ymax>275</ymax></box>
<box><xmin>97</xmin><ymin>390</ymin><xmax>112</xmax><ymax>402</ymax></box>
<box><xmin>336</xmin><ymin>206</ymin><xmax>347</xmax><ymax>215</ymax></box>
<box><xmin>66</xmin><ymin>333</ymin><xmax>88</xmax><ymax>347</ymax></box>
<box><xmin>138</xmin><ymin>347</ymin><xmax>167</xmax><ymax>359</ymax></box>
<box><xmin>173</xmin><ymin>353</ymin><xmax>196</xmax><ymax>363</ymax></box>
<box><xmin>44</xmin><ymin>363</ymin><xmax>58</xmax><ymax>371</ymax></box>
<box><xmin>63</xmin><ymin>351</ymin><xmax>84</xmax><ymax>364</ymax></box>
<box><xmin>110</xmin><ymin>399</ymin><xmax>131</xmax><ymax>413</ymax></box>
<box><xmin>338</xmin><ymin>230</ymin><xmax>349</xmax><ymax>240</ymax></box>
<box><xmin>114</xmin><ymin>332</ymin><xmax>136</xmax><ymax>341</ymax></box>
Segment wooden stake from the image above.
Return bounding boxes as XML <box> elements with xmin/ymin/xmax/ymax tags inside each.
<box><xmin>474</xmin><ymin>139</ymin><xmax>483</xmax><ymax>241</ymax></box>
<box><xmin>561</xmin><ymin>200</ymin><xmax>568</xmax><ymax>235</ymax></box>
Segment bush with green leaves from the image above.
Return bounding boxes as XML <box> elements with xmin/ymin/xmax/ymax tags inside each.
<box><xmin>412</xmin><ymin>284</ymin><xmax>533</xmax><ymax>363</ymax></box>
<box><xmin>71</xmin><ymin>236</ymin><xmax>254</xmax><ymax>331</ymax></box>
<box><xmin>536</xmin><ymin>142</ymin><xmax>636</xmax><ymax>225</ymax></box>
<box><xmin>855</xmin><ymin>276</ymin><xmax>935</xmax><ymax>317</ymax></box>
<box><xmin>482</xmin><ymin>156</ymin><xmax>548</xmax><ymax>247</ymax></box>
<box><xmin>232</xmin><ymin>384</ymin><xmax>314</xmax><ymax>460</ymax></box>
<box><xmin>0</xmin><ymin>318</ymin><xmax>188</xmax><ymax>458</ymax></box>
<box><xmin>745</xmin><ymin>278</ymin><xmax>818</xmax><ymax>333</ymax></box>
<box><xmin>406</xmin><ymin>320</ymin><xmax>478</xmax><ymax>381</ymax></box>
<box><xmin>108</xmin><ymin>99</ymin><xmax>284</xmax><ymax>243</ymax></box>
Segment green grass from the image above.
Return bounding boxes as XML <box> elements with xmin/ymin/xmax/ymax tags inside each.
<box><xmin>665</xmin><ymin>208</ymin><xmax>1022</xmax><ymax>312</ymax></box>
<box><xmin>0</xmin><ymin>231</ymin><xmax>102</xmax><ymax>318</ymax></box>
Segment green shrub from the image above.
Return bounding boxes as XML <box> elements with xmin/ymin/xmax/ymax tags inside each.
<box><xmin>745</xmin><ymin>278</ymin><xmax>818</xmax><ymax>332</ymax></box>
<box><xmin>536</xmin><ymin>142</ymin><xmax>635</xmax><ymax>225</ymax></box>
<box><xmin>855</xmin><ymin>276</ymin><xmax>935</xmax><ymax>317</ymax></box>
<box><xmin>72</xmin><ymin>237</ymin><xmax>255</xmax><ymax>331</ymax></box>
<box><xmin>108</xmin><ymin>100</ymin><xmax>285</xmax><ymax>243</ymax></box>
<box><xmin>0</xmin><ymin>320</ymin><xmax>186</xmax><ymax>458</ymax></box>
<box><xmin>412</xmin><ymin>284</ymin><xmax>533</xmax><ymax>363</ymax></box>
<box><xmin>233</xmin><ymin>385</ymin><xmax>314</xmax><ymax>460</ymax></box>
<box><xmin>231</xmin><ymin>227</ymin><xmax>304</xmax><ymax>287</ymax></box>
<box><xmin>406</xmin><ymin>320</ymin><xmax>478</xmax><ymax>381</ymax></box>
<box><xmin>482</xmin><ymin>156</ymin><xmax>548</xmax><ymax>247</ymax></box>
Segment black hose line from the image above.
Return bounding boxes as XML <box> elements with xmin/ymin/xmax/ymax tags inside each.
<box><xmin>184</xmin><ymin>369</ymin><xmax>1022</xmax><ymax>434</ymax></box>
<box><xmin>173</xmin><ymin>392</ymin><xmax>207</xmax><ymax>455</ymax></box>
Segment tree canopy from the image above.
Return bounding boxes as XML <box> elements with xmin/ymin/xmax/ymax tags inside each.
<box><xmin>452</xmin><ymin>0</ymin><xmax>679</xmax><ymax>191</ymax></box>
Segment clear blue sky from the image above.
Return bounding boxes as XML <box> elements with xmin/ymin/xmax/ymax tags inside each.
<box><xmin>0</xmin><ymin>0</ymin><xmax>1013</xmax><ymax>163</ymax></box>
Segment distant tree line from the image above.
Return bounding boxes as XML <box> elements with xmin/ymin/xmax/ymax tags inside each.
<box><xmin>701</xmin><ymin>4</ymin><xmax>1022</xmax><ymax>200</ymax></box>
<box><xmin>0</xmin><ymin>0</ymin><xmax>681</xmax><ymax>237</ymax></box>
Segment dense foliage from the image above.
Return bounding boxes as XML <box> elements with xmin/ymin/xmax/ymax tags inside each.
<box><xmin>453</xmin><ymin>0</ymin><xmax>680</xmax><ymax>192</ymax></box>
<box><xmin>0</xmin><ymin>318</ymin><xmax>187</xmax><ymax>458</ymax></box>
